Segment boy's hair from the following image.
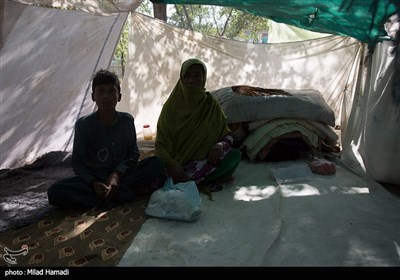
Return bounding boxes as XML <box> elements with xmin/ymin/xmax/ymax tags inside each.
<box><xmin>92</xmin><ymin>69</ymin><xmax>121</xmax><ymax>94</ymax></box>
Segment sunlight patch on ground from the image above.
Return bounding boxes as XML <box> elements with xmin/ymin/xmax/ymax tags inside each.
<box><xmin>232</xmin><ymin>183</ymin><xmax>371</xmax><ymax>200</ymax></box>
<box><xmin>26</xmin><ymin>183</ymin><xmax>47</xmax><ymax>191</ymax></box>
<box><xmin>329</xmin><ymin>186</ymin><xmax>369</xmax><ymax>194</ymax></box>
<box><xmin>189</xmin><ymin>234</ymin><xmax>216</xmax><ymax>243</ymax></box>
<box><xmin>346</xmin><ymin>239</ymin><xmax>387</xmax><ymax>266</ymax></box>
<box><xmin>279</xmin><ymin>183</ymin><xmax>320</xmax><ymax>197</ymax></box>
<box><xmin>1</xmin><ymin>202</ymin><xmax>40</xmax><ymax>211</ymax></box>
<box><xmin>233</xmin><ymin>185</ymin><xmax>277</xmax><ymax>201</ymax></box>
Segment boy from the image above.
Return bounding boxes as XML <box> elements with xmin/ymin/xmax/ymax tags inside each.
<box><xmin>47</xmin><ymin>69</ymin><xmax>164</xmax><ymax>209</ymax></box>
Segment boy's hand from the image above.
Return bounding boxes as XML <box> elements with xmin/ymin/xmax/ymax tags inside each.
<box><xmin>105</xmin><ymin>171</ymin><xmax>121</xmax><ymax>200</ymax></box>
<box><xmin>92</xmin><ymin>181</ymin><xmax>110</xmax><ymax>200</ymax></box>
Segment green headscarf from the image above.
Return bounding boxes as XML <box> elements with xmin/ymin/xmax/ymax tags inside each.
<box><xmin>155</xmin><ymin>58</ymin><xmax>230</xmax><ymax>167</ymax></box>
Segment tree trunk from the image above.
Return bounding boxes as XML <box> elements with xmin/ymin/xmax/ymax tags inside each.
<box><xmin>153</xmin><ymin>3</ymin><xmax>167</xmax><ymax>22</ymax></box>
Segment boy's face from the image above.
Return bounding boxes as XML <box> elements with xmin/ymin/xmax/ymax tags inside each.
<box><xmin>92</xmin><ymin>84</ymin><xmax>121</xmax><ymax>111</ymax></box>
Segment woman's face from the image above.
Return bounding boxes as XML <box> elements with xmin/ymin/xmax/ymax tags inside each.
<box><xmin>182</xmin><ymin>64</ymin><xmax>204</xmax><ymax>87</ymax></box>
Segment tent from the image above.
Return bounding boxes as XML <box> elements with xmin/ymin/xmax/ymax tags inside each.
<box><xmin>1</xmin><ymin>0</ymin><xmax>399</xmax><ymax>185</ymax></box>
<box><xmin>1</xmin><ymin>0</ymin><xmax>400</xmax><ymax>267</ymax></box>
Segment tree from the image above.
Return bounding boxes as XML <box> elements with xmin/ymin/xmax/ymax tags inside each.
<box><xmin>153</xmin><ymin>3</ymin><xmax>167</xmax><ymax>21</ymax></box>
<box><xmin>137</xmin><ymin>1</ymin><xmax>269</xmax><ymax>42</ymax></box>
<box><xmin>114</xmin><ymin>1</ymin><xmax>270</xmax><ymax>77</ymax></box>
<box><xmin>168</xmin><ymin>4</ymin><xmax>269</xmax><ymax>42</ymax></box>
<box><xmin>113</xmin><ymin>17</ymin><xmax>130</xmax><ymax>77</ymax></box>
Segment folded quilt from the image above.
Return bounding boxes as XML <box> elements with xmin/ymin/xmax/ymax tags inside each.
<box><xmin>243</xmin><ymin>119</ymin><xmax>323</xmax><ymax>161</ymax></box>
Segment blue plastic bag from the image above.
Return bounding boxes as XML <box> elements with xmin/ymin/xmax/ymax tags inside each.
<box><xmin>145</xmin><ymin>178</ymin><xmax>202</xmax><ymax>222</ymax></box>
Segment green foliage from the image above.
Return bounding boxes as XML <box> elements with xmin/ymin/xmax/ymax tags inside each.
<box><xmin>114</xmin><ymin>17</ymin><xmax>130</xmax><ymax>69</ymax></box>
<box><xmin>226</xmin><ymin>10</ymin><xmax>269</xmax><ymax>42</ymax></box>
<box><xmin>169</xmin><ymin>5</ymin><xmax>214</xmax><ymax>34</ymax></box>
<box><xmin>113</xmin><ymin>1</ymin><xmax>152</xmax><ymax>68</ymax></box>
<box><xmin>167</xmin><ymin>5</ymin><xmax>269</xmax><ymax>42</ymax></box>
<box><xmin>136</xmin><ymin>0</ymin><xmax>153</xmax><ymax>16</ymax></box>
<box><xmin>114</xmin><ymin>1</ymin><xmax>269</xmax><ymax>75</ymax></box>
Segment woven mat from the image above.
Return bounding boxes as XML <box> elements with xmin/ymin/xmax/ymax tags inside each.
<box><xmin>0</xmin><ymin>196</ymin><xmax>149</xmax><ymax>267</ymax></box>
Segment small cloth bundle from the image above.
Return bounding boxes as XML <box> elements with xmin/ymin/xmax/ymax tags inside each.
<box><xmin>145</xmin><ymin>178</ymin><xmax>202</xmax><ymax>222</ymax></box>
<box><xmin>308</xmin><ymin>158</ymin><xmax>336</xmax><ymax>175</ymax></box>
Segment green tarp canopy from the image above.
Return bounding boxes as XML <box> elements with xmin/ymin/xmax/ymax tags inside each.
<box><xmin>151</xmin><ymin>0</ymin><xmax>398</xmax><ymax>45</ymax></box>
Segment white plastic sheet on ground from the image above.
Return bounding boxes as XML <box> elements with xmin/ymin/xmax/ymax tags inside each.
<box><xmin>118</xmin><ymin>159</ymin><xmax>400</xmax><ymax>266</ymax></box>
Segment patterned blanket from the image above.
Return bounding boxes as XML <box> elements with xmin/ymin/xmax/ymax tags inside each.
<box><xmin>0</xmin><ymin>198</ymin><xmax>149</xmax><ymax>267</ymax></box>
<box><xmin>0</xmin><ymin>150</ymin><xmax>155</xmax><ymax>267</ymax></box>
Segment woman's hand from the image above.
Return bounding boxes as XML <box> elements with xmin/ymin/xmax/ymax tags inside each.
<box><xmin>208</xmin><ymin>142</ymin><xmax>224</xmax><ymax>165</ymax></box>
<box><xmin>167</xmin><ymin>165</ymin><xmax>190</xmax><ymax>183</ymax></box>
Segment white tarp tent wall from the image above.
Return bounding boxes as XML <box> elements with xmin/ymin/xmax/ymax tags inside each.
<box><xmin>342</xmin><ymin>32</ymin><xmax>400</xmax><ymax>186</ymax></box>
<box><xmin>1</xmin><ymin>0</ymin><xmax>399</xmax><ymax>186</ymax></box>
<box><xmin>119</xmin><ymin>12</ymin><xmax>359</xmax><ymax>132</ymax></box>
<box><xmin>1</xmin><ymin>0</ymin><xmax>128</xmax><ymax>167</ymax></box>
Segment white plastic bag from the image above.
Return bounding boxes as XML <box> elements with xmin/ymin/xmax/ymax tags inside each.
<box><xmin>145</xmin><ymin>178</ymin><xmax>202</xmax><ymax>222</ymax></box>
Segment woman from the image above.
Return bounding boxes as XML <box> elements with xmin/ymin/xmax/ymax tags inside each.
<box><xmin>155</xmin><ymin>58</ymin><xmax>241</xmax><ymax>193</ymax></box>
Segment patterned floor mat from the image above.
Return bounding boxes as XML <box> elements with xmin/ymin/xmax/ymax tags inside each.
<box><xmin>0</xmin><ymin>196</ymin><xmax>149</xmax><ymax>267</ymax></box>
